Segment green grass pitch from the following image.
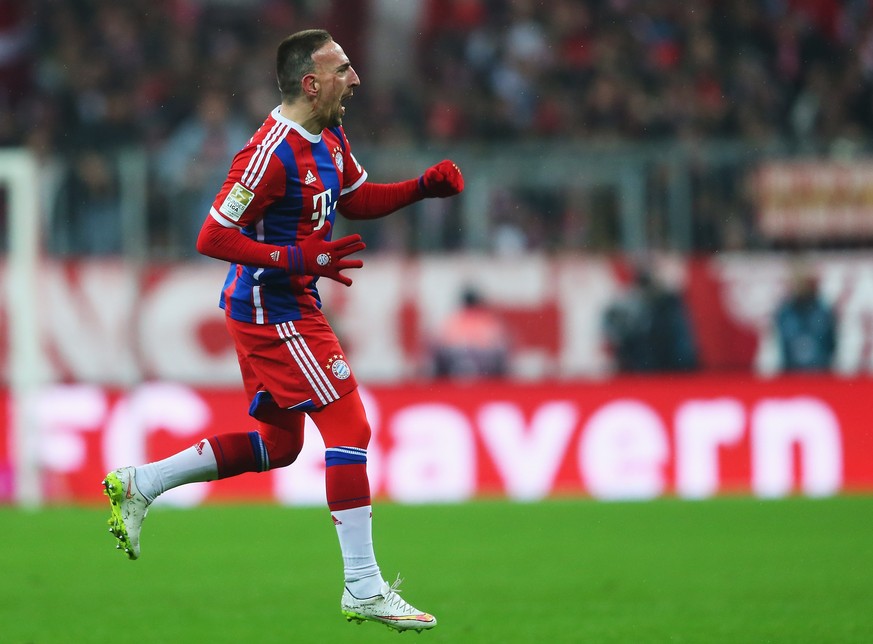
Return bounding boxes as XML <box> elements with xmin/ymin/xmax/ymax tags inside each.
<box><xmin>1</xmin><ymin>497</ymin><xmax>871</xmax><ymax>643</ymax></box>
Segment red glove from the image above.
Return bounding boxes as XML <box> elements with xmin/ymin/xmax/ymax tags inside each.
<box><xmin>418</xmin><ymin>159</ymin><xmax>464</xmax><ymax>198</ymax></box>
<box><xmin>286</xmin><ymin>222</ymin><xmax>365</xmax><ymax>287</ymax></box>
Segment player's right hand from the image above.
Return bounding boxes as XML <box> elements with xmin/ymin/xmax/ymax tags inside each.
<box><xmin>286</xmin><ymin>222</ymin><xmax>365</xmax><ymax>286</ymax></box>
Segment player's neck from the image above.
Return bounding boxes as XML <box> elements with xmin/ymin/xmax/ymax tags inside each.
<box><xmin>279</xmin><ymin>102</ymin><xmax>324</xmax><ymax>134</ymax></box>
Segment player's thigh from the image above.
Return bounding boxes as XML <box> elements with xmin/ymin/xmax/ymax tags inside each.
<box><xmin>308</xmin><ymin>388</ymin><xmax>371</xmax><ymax>449</ymax></box>
<box><xmin>226</xmin><ymin>314</ymin><xmax>358</xmax><ymax>411</ymax></box>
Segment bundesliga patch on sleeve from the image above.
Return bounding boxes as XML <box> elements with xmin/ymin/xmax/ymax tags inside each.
<box><xmin>219</xmin><ymin>182</ymin><xmax>255</xmax><ymax>221</ymax></box>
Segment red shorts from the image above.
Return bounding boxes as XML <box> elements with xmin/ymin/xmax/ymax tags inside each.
<box><xmin>225</xmin><ymin>314</ymin><xmax>358</xmax><ymax>414</ymax></box>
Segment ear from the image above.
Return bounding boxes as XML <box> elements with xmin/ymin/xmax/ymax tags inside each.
<box><xmin>301</xmin><ymin>73</ymin><xmax>319</xmax><ymax>97</ymax></box>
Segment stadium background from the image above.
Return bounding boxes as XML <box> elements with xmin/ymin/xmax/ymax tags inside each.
<box><xmin>1</xmin><ymin>2</ymin><xmax>873</xmax><ymax>642</ymax></box>
<box><xmin>2</xmin><ymin>0</ymin><xmax>872</xmax><ymax>503</ymax></box>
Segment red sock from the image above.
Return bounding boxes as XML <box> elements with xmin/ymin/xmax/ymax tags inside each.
<box><xmin>208</xmin><ymin>407</ymin><xmax>304</xmax><ymax>478</ymax></box>
<box><xmin>325</xmin><ymin>460</ymin><xmax>370</xmax><ymax>511</ymax></box>
<box><xmin>310</xmin><ymin>392</ymin><xmax>373</xmax><ymax>511</ymax></box>
<box><xmin>208</xmin><ymin>433</ymin><xmax>263</xmax><ymax>479</ymax></box>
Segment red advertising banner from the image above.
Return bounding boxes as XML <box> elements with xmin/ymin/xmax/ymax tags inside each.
<box><xmin>2</xmin><ymin>375</ymin><xmax>871</xmax><ymax>505</ymax></box>
<box><xmin>3</xmin><ymin>254</ymin><xmax>873</xmax><ymax>383</ymax></box>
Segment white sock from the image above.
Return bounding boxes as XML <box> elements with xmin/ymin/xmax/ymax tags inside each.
<box><xmin>135</xmin><ymin>440</ymin><xmax>218</xmax><ymax>502</ymax></box>
<box><xmin>332</xmin><ymin>505</ymin><xmax>383</xmax><ymax>598</ymax></box>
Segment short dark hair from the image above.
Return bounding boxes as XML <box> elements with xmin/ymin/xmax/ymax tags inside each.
<box><xmin>276</xmin><ymin>29</ymin><xmax>333</xmax><ymax>102</ymax></box>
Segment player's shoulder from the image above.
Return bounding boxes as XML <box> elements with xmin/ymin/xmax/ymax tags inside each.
<box><xmin>246</xmin><ymin>111</ymin><xmax>287</xmax><ymax>147</ymax></box>
<box><xmin>228</xmin><ymin>113</ymin><xmax>292</xmax><ymax>187</ymax></box>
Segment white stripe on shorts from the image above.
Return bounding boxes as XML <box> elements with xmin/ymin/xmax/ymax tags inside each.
<box><xmin>275</xmin><ymin>321</ymin><xmax>340</xmax><ymax>405</ymax></box>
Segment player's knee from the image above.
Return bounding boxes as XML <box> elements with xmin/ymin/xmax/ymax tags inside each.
<box><xmin>268</xmin><ymin>437</ymin><xmax>303</xmax><ymax>468</ymax></box>
<box><xmin>348</xmin><ymin>422</ymin><xmax>371</xmax><ymax>449</ymax></box>
<box><xmin>314</xmin><ymin>390</ymin><xmax>372</xmax><ymax>448</ymax></box>
<box><xmin>258</xmin><ymin>422</ymin><xmax>304</xmax><ymax>469</ymax></box>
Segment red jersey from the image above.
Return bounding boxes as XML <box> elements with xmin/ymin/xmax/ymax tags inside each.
<box><xmin>209</xmin><ymin>107</ymin><xmax>367</xmax><ymax>324</ymax></box>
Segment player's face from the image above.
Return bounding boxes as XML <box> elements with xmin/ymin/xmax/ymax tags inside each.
<box><xmin>311</xmin><ymin>40</ymin><xmax>360</xmax><ymax>128</ymax></box>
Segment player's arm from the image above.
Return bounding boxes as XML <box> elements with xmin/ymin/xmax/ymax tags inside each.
<box><xmin>196</xmin><ymin>217</ymin><xmax>289</xmax><ymax>269</ymax></box>
<box><xmin>338</xmin><ymin>160</ymin><xmax>464</xmax><ymax>220</ymax></box>
<box><xmin>197</xmin><ymin>217</ymin><xmax>365</xmax><ymax>287</ymax></box>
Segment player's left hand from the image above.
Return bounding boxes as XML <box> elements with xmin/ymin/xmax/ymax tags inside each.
<box><xmin>288</xmin><ymin>222</ymin><xmax>366</xmax><ymax>287</ymax></box>
<box><xmin>419</xmin><ymin>160</ymin><xmax>464</xmax><ymax>198</ymax></box>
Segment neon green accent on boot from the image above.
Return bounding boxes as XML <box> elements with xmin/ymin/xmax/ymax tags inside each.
<box><xmin>103</xmin><ymin>472</ymin><xmax>132</xmax><ymax>556</ymax></box>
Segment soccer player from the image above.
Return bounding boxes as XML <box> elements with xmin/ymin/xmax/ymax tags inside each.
<box><xmin>101</xmin><ymin>29</ymin><xmax>463</xmax><ymax>633</ymax></box>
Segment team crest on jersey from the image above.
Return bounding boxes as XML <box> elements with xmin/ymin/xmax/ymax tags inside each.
<box><xmin>332</xmin><ymin>146</ymin><xmax>344</xmax><ymax>172</ymax></box>
<box><xmin>327</xmin><ymin>354</ymin><xmax>351</xmax><ymax>380</ymax></box>
<box><xmin>220</xmin><ymin>182</ymin><xmax>254</xmax><ymax>222</ymax></box>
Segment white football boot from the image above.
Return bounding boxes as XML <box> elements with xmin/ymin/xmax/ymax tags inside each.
<box><xmin>341</xmin><ymin>575</ymin><xmax>437</xmax><ymax>632</ymax></box>
<box><xmin>102</xmin><ymin>466</ymin><xmax>150</xmax><ymax>560</ymax></box>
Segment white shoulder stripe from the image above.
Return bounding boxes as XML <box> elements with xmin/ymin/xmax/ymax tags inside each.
<box><xmin>243</xmin><ymin>121</ymin><xmax>289</xmax><ymax>188</ymax></box>
<box><xmin>242</xmin><ymin>121</ymin><xmax>291</xmax><ymax>189</ymax></box>
<box><xmin>241</xmin><ymin>121</ymin><xmax>283</xmax><ymax>186</ymax></box>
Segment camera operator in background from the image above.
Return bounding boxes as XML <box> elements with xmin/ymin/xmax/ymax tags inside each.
<box><xmin>603</xmin><ymin>266</ymin><xmax>698</xmax><ymax>373</ymax></box>
<box><xmin>774</xmin><ymin>267</ymin><xmax>837</xmax><ymax>372</ymax></box>
<box><xmin>431</xmin><ymin>287</ymin><xmax>511</xmax><ymax>379</ymax></box>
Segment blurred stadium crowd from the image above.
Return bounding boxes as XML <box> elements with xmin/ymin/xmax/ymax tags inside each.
<box><xmin>0</xmin><ymin>0</ymin><xmax>871</xmax><ymax>255</ymax></box>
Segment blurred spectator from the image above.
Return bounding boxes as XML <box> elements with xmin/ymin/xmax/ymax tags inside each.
<box><xmin>431</xmin><ymin>287</ymin><xmax>511</xmax><ymax>379</ymax></box>
<box><xmin>154</xmin><ymin>88</ymin><xmax>251</xmax><ymax>255</ymax></box>
<box><xmin>0</xmin><ymin>0</ymin><xmax>33</xmax><ymax>109</ymax></box>
<box><xmin>9</xmin><ymin>0</ymin><xmax>873</xmax><ymax>153</ymax></box>
<box><xmin>603</xmin><ymin>266</ymin><xmax>698</xmax><ymax>373</ymax></box>
<box><xmin>52</xmin><ymin>148</ymin><xmax>122</xmax><ymax>255</ymax></box>
<box><xmin>8</xmin><ymin>0</ymin><xmax>873</xmax><ymax>255</ymax></box>
<box><xmin>773</xmin><ymin>266</ymin><xmax>837</xmax><ymax>372</ymax></box>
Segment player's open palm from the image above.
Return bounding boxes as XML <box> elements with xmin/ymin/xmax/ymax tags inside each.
<box><xmin>288</xmin><ymin>222</ymin><xmax>365</xmax><ymax>286</ymax></box>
